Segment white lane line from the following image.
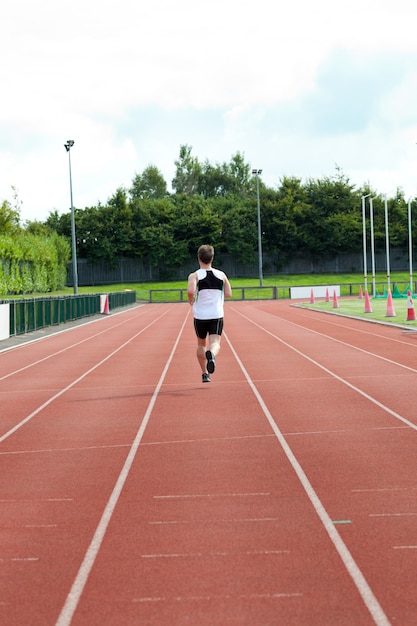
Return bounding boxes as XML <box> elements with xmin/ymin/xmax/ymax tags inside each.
<box><xmin>132</xmin><ymin>592</ymin><xmax>303</xmax><ymax>603</ymax></box>
<box><xmin>287</xmin><ymin>426</ymin><xmax>408</xmax><ymax>437</ymax></box>
<box><xmin>0</xmin><ymin>435</ymin><xmax>271</xmax><ymax>456</ymax></box>
<box><xmin>0</xmin><ymin>444</ymin><xmax>131</xmax><ymax>456</ymax></box>
<box><xmin>0</xmin><ymin>308</ymin><xmax>171</xmax><ymax>444</ymax></box>
<box><xmin>393</xmin><ymin>545</ymin><xmax>417</xmax><ymax>550</ymax></box>
<box><xmin>224</xmin><ymin>332</ymin><xmax>391</xmax><ymax>626</ymax></box>
<box><xmin>55</xmin><ymin>310</ymin><xmax>190</xmax><ymax>626</ymax></box>
<box><xmin>23</xmin><ymin>525</ymin><xmax>58</xmax><ymax>528</ymax></box>
<box><xmin>148</xmin><ymin>517</ymin><xmax>279</xmax><ymax>525</ymax></box>
<box><xmin>1</xmin><ymin>424</ymin><xmax>399</xmax><ymax>456</ymax></box>
<box><xmin>0</xmin><ymin>498</ymin><xmax>72</xmax><ymax>502</ymax></box>
<box><xmin>141</xmin><ymin>550</ymin><xmax>290</xmax><ymax>558</ymax></box>
<box><xmin>141</xmin><ymin>433</ymin><xmax>274</xmax><ymax>446</ymax></box>
<box><xmin>369</xmin><ymin>513</ymin><xmax>417</xmax><ymax>517</ymax></box>
<box><xmin>0</xmin><ymin>557</ymin><xmax>39</xmax><ymax>562</ymax></box>
<box><xmin>154</xmin><ymin>492</ymin><xmax>271</xmax><ymax>499</ymax></box>
<box><xmin>352</xmin><ymin>488</ymin><xmax>410</xmax><ymax>493</ymax></box>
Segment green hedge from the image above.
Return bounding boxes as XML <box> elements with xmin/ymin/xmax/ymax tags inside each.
<box><xmin>0</xmin><ymin>233</ymin><xmax>70</xmax><ymax>296</ymax></box>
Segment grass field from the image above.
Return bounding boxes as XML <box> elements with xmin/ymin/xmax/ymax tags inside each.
<box><xmin>299</xmin><ymin>291</ymin><xmax>417</xmax><ymax>328</ymax></box>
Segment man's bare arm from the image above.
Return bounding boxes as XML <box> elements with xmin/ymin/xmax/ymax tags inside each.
<box><xmin>187</xmin><ymin>272</ymin><xmax>197</xmax><ymax>305</ymax></box>
<box><xmin>223</xmin><ymin>274</ymin><xmax>232</xmax><ymax>298</ymax></box>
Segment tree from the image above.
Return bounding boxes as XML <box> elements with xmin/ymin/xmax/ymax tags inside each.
<box><xmin>171</xmin><ymin>145</ymin><xmax>202</xmax><ymax>195</ymax></box>
<box><xmin>0</xmin><ymin>199</ymin><xmax>20</xmax><ymax>234</ymax></box>
<box><xmin>221</xmin><ymin>201</ymin><xmax>258</xmax><ymax>266</ymax></box>
<box><xmin>260</xmin><ymin>181</ymin><xmax>302</xmax><ymax>261</ymax></box>
<box><xmin>45</xmin><ymin>210</ymin><xmax>72</xmax><ymax>238</ymax></box>
<box><xmin>75</xmin><ymin>205</ymin><xmax>108</xmax><ymax>263</ymax></box>
<box><xmin>226</xmin><ymin>152</ymin><xmax>252</xmax><ymax>196</ymax></box>
<box><xmin>130</xmin><ymin>165</ymin><xmax>168</xmax><ymax>200</ymax></box>
<box><xmin>386</xmin><ymin>189</ymin><xmax>410</xmax><ymax>248</ymax></box>
<box><xmin>172</xmin><ymin>194</ymin><xmax>223</xmax><ymax>255</ymax></box>
<box><xmin>198</xmin><ymin>152</ymin><xmax>252</xmax><ymax>199</ymax></box>
<box><xmin>298</xmin><ymin>169</ymin><xmax>361</xmax><ymax>258</ymax></box>
<box><xmin>37</xmin><ymin>150</ymin><xmax>416</xmax><ymax>274</ymax></box>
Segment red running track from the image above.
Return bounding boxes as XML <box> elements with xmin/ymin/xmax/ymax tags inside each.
<box><xmin>1</xmin><ymin>301</ymin><xmax>417</xmax><ymax>625</ymax></box>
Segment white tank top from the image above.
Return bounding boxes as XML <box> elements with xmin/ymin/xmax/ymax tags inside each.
<box><xmin>192</xmin><ymin>268</ymin><xmax>225</xmax><ymax>319</ymax></box>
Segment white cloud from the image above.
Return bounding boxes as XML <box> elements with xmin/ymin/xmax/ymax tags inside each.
<box><xmin>2</xmin><ymin>0</ymin><xmax>417</xmax><ymax>222</ymax></box>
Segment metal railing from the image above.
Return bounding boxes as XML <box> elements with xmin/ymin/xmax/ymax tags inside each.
<box><xmin>149</xmin><ymin>281</ymin><xmax>417</xmax><ymax>303</ymax></box>
<box><xmin>149</xmin><ymin>286</ymin><xmax>283</xmax><ymax>303</ymax></box>
<box><xmin>4</xmin><ymin>291</ymin><xmax>136</xmax><ymax>336</ymax></box>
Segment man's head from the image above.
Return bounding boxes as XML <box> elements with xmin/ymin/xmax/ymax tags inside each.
<box><xmin>197</xmin><ymin>244</ymin><xmax>214</xmax><ymax>265</ymax></box>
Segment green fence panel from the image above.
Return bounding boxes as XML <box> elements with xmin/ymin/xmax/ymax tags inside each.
<box><xmin>6</xmin><ymin>292</ymin><xmax>135</xmax><ymax>337</ymax></box>
<box><xmin>35</xmin><ymin>299</ymin><xmax>44</xmax><ymax>329</ymax></box>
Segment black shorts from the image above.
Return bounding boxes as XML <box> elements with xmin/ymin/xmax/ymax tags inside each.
<box><xmin>194</xmin><ymin>318</ymin><xmax>224</xmax><ymax>339</ymax></box>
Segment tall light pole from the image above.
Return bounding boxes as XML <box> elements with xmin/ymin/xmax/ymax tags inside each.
<box><xmin>361</xmin><ymin>193</ymin><xmax>371</xmax><ymax>294</ymax></box>
<box><xmin>252</xmin><ymin>168</ymin><xmax>263</xmax><ymax>287</ymax></box>
<box><xmin>64</xmin><ymin>140</ymin><xmax>78</xmax><ymax>295</ymax></box>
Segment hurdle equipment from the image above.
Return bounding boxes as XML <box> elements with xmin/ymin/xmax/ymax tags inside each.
<box><xmin>385</xmin><ymin>289</ymin><xmax>396</xmax><ymax>317</ymax></box>
<box><xmin>406</xmin><ymin>290</ymin><xmax>416</xmax><ymax>321</ymax></box>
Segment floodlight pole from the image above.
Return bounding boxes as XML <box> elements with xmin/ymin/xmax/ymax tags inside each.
<box><xmin>64</xmin><ymin>140</ymin><xmax>78</xmax><ymax>294</ymax></box>
<box><xmin>252</xmin><ymin>168</ymin><xmax>263</xmax><ymax>287</ymax></box>
<box><xmin>361</xmin><ymin>193</ymin><xmax>371</xmax><ymax>294</ymax></box>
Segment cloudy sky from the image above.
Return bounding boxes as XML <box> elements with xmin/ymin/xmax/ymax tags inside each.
<box><xmin>2</xmin><ymin>0</ymin><xmax>417</xmax><ymax>223</ymax></box>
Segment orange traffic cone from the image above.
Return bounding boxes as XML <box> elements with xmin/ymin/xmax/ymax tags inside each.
<box><xmin>364</xmin><ymin>289</ymin><xmax>372</xmax><ymax>313</ymax></box>
<box><xmin>385</xmin><ymin>289</ymin><xmax>396</xmax><ymax>317</ymax></box>
<box><xmin>310</xmin><ymin>289</ymin><xmax>314</xmax><ymax>304</ymax></box>
<box><xmin>333</xmin><ymin>291</ymin><xmax>339</xmax><ymax>308</ymax></box>
<box><xmin>325</xmin><ymin>288</ymin><xmax>330</xmax><ymax>302</ymax></box>
<box><xmin>406</xmin><ymin>290</ymin><xmax>416</xmax><ymax>321</ymax></box>
<box><xmin>358</xmin><ymin>285</ymin><xmax>363</xmax><ymax>299</ymax></box>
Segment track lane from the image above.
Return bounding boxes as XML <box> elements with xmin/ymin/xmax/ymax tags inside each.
<box><xmin>229</xmin><ymin>302</ymin><xmax>417</xmax><ymax>429</ymax></box>
<box><xmin>0</xmin><ymin>305</ymin><xmax>173</xmax><ymax>444</ymax></box>
<box><xmin>2</xmin><ymin>301</ymin><xmax>417</xmax><ymax>624</ymax></box>
<box><xmin>0</xmin><ymin>304</ymin><xmax>186</xmax><ymax>625</ymax></box>
<box><xmin>224</xmin><ymin>301</ymin><xmax>417</xmax><ymax>624</ymax></box>
<box><xmin>63</xmin><ymin>305</ymin><xmax>390</xmax><ymax>625</ymax></box>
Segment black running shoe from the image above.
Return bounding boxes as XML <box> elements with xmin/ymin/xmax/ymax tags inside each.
<box><xmin>206</xmin><ymin>350</ymin><xmax>215</xmax><ymax>374</ymax></box>
<box><xmin>202</xmin><ymin>373</ymin><xmax>211</xmax><ymax>383</ymax></box>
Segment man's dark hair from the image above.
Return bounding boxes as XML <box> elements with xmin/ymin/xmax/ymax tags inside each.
<box><xmin>198</xmin><ymin>244</ymin><xmax>214</xmax><ymax>264</ymax></box>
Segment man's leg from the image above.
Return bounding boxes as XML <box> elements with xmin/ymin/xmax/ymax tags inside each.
<box><xmin>208</xmin><ymin>334</ymin><xmax>221</xmax><ymax>357</ymax></box>
<box><xmin>197</xmin><ymin>337</ymin><xmax>208</xmax><ymax>373</ymax></box>
<box><xmin>205</xmin><ymin>334</ymin><xmax>221</xmax><ymax>374</ymax></box>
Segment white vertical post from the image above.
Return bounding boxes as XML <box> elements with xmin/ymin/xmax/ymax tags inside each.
<box><xmin>408</xmin><ymin>198</ymin><xmax>413</xmax><ymax>293</ymax></box>
<box><xmin>361</xmin><ymin>194</ymin><xmax>371</xmax><ymax>294</ymax></box>
<box><xmin>384</xmin><ymin>195</ymin><xmax>390</xmax><ymax>293</ymax></box>
<box><xmin>64</xmin><ymin>140</ymin><xmax>78</xmax><ymax>295</ymax></box>
<box><xmin>252</xmin><ymin>168</ymin><xmax>263</xmax><ymax>287</ymax></box>
<box><xmin>369</xmin><ymin>197</ymin><xmax>376</xmax><ymax>297</ymax></box>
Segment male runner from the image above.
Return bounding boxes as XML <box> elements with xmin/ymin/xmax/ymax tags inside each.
<box><xmin>187</xmin><ymin>245</ymin><xmax>232</xmax><ymax>383</ymax></box>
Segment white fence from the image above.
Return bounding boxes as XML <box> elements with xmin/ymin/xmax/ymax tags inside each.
<box><xmin>290</xmin><ymin>285</ymin><xmax>340</xmax><ymax>299</ymax></box>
